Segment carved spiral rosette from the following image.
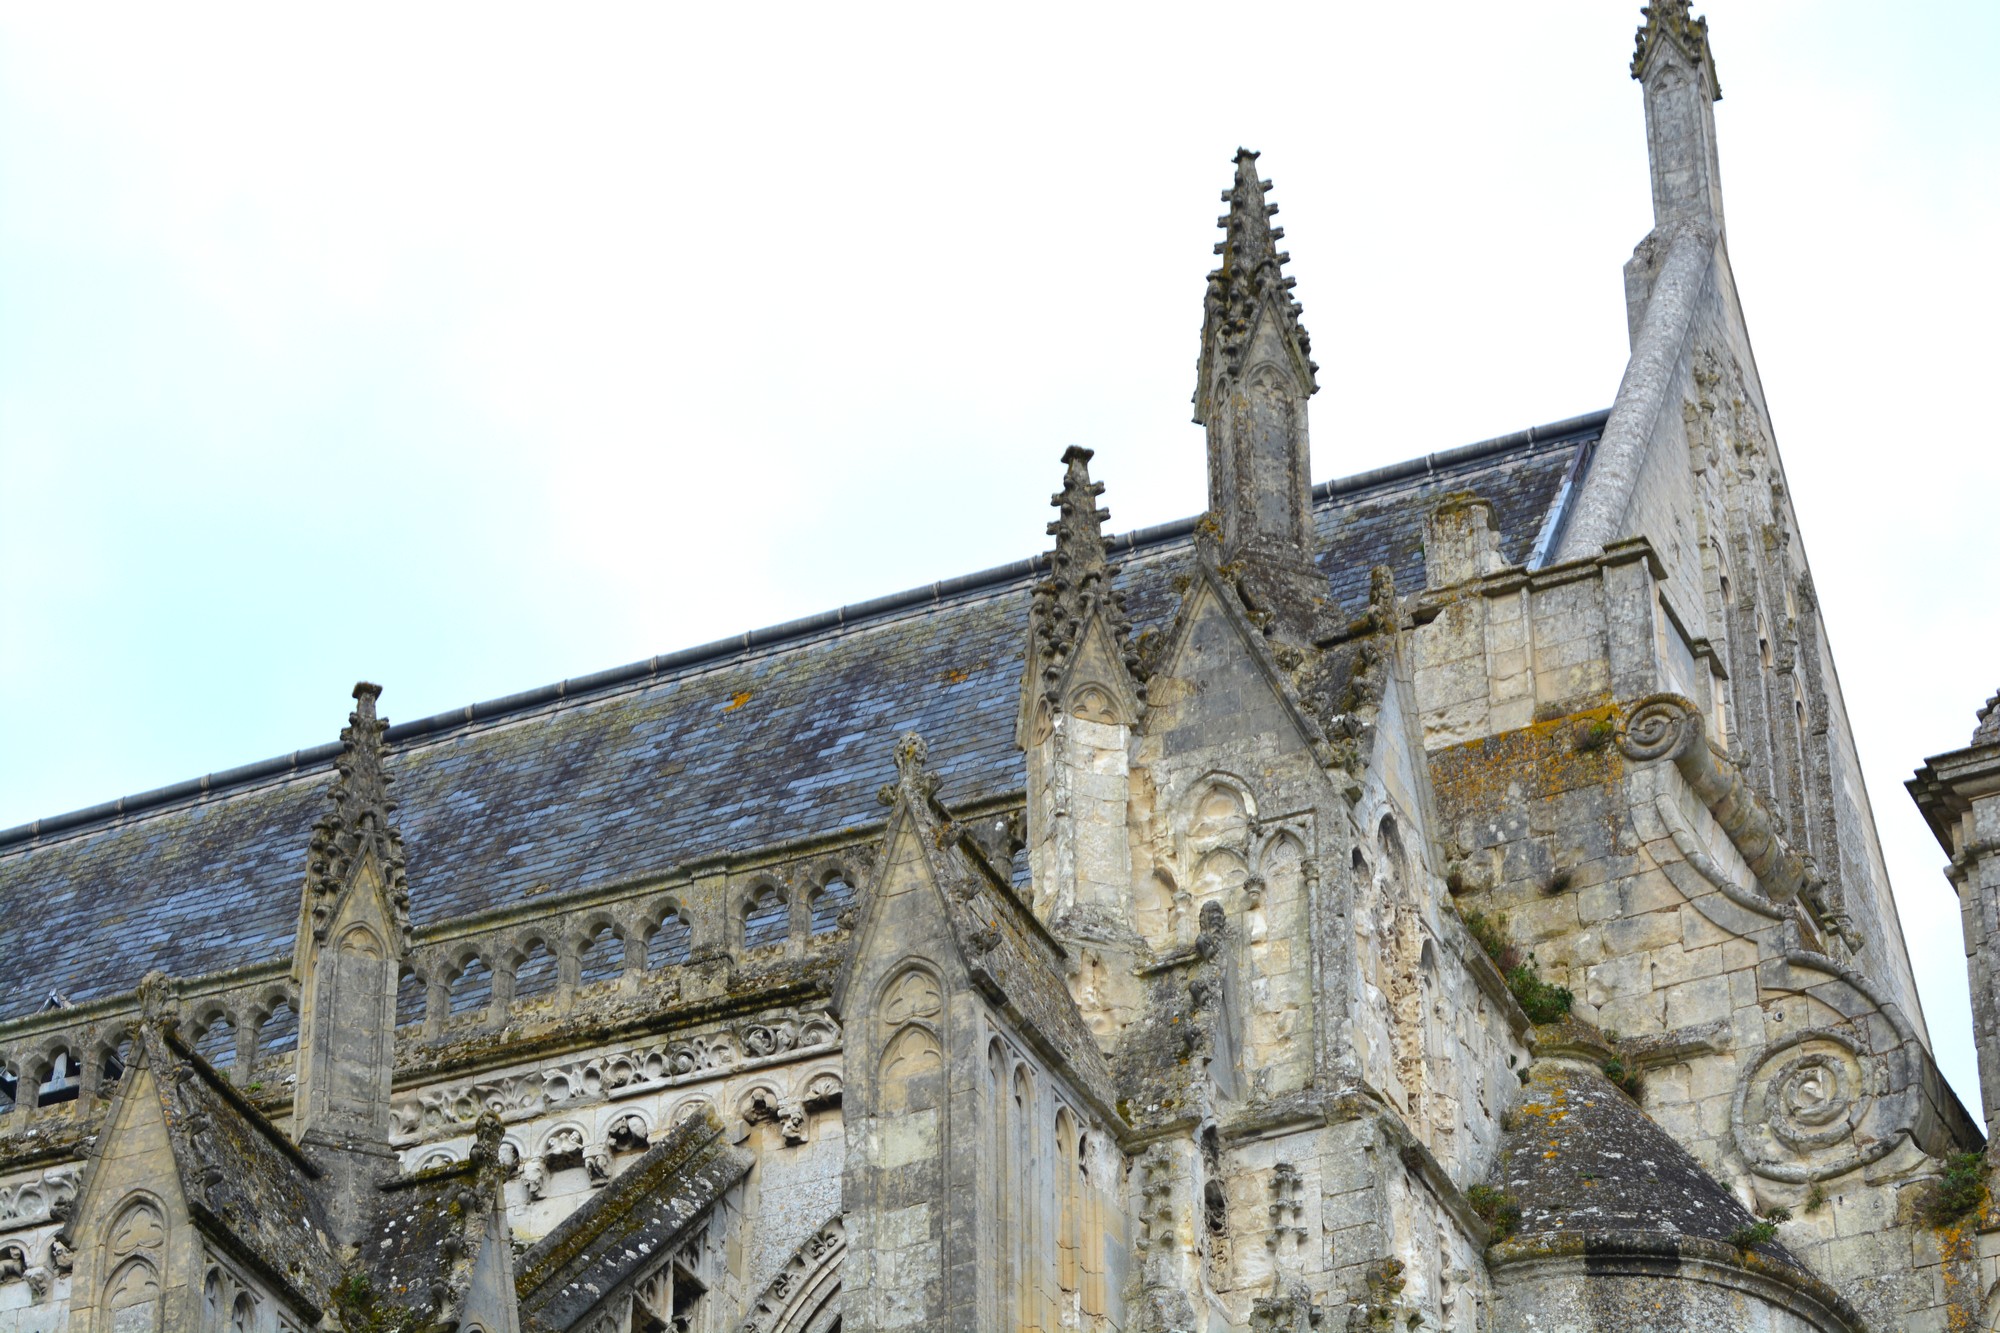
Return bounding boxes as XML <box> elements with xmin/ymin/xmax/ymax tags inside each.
<box><xmin>1617</xmin><ymin>693</ymin><xmax>1702</xmax><ymax>764</ymax></box>
<box><xmin>1731</xmin><ymin>1028</ymin><xmax>1908</xmax><ymax>1182</ymax></box>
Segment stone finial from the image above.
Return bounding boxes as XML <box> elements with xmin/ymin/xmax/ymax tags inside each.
<box><xmin>1974</xmin><ymin>691</ymin><xmax>2000</xmax><ymax>748</ymax></box>
<box><xmin>1631</xmin><ymin>1</ymin><xmax>1721</xmax><ymax>100</ymax></box>
<box><xmin>305</xmin><ymin>681</ymin><xmax>411</xmax><ymax>947</ymax></box>
<box><xmin>1028</xmin><ymin>446</ymin><xmax>1142</xmax><ymax>709</ymax></box>
<box><xmin>136</xmin><ymin>971</ymin><xmax>177</xmax><ymax>1029</ymax></box>
<box><xmin>1193</xmin><ymin>149</ymin><xmax>1317</xmax><ymax>427</ymax></box>
<box><xmin>885</xmin><ymin>732</ymin><xmax>940</xmax><ymax>807</ymax></box>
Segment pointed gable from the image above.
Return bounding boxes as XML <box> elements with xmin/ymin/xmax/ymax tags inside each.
<box><xmin>74</xmin><ymin>1023</ymin><xmax>345</xmax><ymax>1318</ymax></box>
<box><xmin>514</xmin><ymin>1110</ymin><xmax>750</xmax><ymax>1333</ymax></box>
<box><xmin>837</xmin><ymin>734</ymin><xmax>1115</xmax><ymax>1111</ymax></box>
<box><xmin>1148</xmin><ymin>560</ymin><xmax>1335</xmax><ymax>769</ymax></box>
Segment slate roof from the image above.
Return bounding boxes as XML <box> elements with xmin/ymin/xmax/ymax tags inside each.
<box><xmin>1493</xmin><ymin>1062</ymin><xmax>1802</xmax><ymax>1268</ymax></box>
<box><xmin>0</xmin><ymin>411</ymin><xmax>1603</xmax><ymax>1022</ymax></box>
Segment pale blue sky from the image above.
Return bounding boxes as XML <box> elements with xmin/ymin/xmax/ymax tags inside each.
<box><xmin>2</xmin><ymin>2</ymin><xmax>1995</xmax><ymax>1112</ymax></box>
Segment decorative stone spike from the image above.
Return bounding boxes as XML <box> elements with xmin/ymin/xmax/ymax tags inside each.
<box><xmin>1027</xmin><ymin>446</ymin><xmax>1144</xmax><ymax>709</ymax></box>
<box><xmin>305</xmin><ymin>681</ymin><xmax>412</xmax><ymax>947</ymax></box>
<box><xmin>1192</xmin><ymin>149</ymin><xmax>1317</xmax><ymax>426</ymax></box>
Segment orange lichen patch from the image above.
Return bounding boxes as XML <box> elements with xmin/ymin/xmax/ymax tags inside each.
<box><xmin>939</xmin><ymin>667</ymin><xmax>970</xmax><ymax>685</ymax></box>
<box><xmin>1427</xmin><ymin>701</ymin><xmax>1621</xmax><ymax>827</ymax></box>
<box><xmin>722</xmin><ymin>690</ymin><xmax>753</xmax><ymax>712</ymax></box>
<box><xmin>1940</xmin><ymin>1217</ymin><xmax>1978</xmax><ymax>1332</ymax></box>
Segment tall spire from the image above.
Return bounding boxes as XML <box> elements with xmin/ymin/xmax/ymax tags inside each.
<box><xmin>1192</xmin><ymin>150</ymin><xmax>1322</xmax><ymax>621</ymax></box>
<box><xmin>1630</xmin><ymin>2</ymin><xmax>1725</xmax><ymax>232</ymax></box>
<box><xmin>304</xmin><ymin>681</ymin><xmax>411</xmax><ymax>949</ymax></box>
<box><xmin>1193</xmin><ymin>149</ymin><xmax>1317</xmax><ymax>430</ymax></box>
<box><xmin>1027</xmin><ymin>446</ymin><xmax>1141</xmax><ymax>714</ymax></box>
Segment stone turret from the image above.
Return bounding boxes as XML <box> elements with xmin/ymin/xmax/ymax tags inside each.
<box><xmin>1018</xmin><ymin>446</ymin><xmax>1144</xmax><ymax>940</ymax></box>
<box><xmin>291</xmin><ymin>681</ymin><xmax>410</xmax><ymax>1238</ymax></box>
<box><xmin>1910</xmin><ymin>691</ymin><xmax>2000</xmax><ymax>1142</ymax></box>
<box><xmin>1192</xmin><ymin>150</ymin><xmax>1322</xmax><ymax>630</ymax></box>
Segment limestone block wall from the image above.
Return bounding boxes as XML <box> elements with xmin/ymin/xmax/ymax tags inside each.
<box><xmin>1422</xmin><ymin>635</ymin><xmax>1980</xmax><ymax>1327</ymax></box>
<box><xmin>1583</xmin><ymin>235</ymin><xmax>1921</xmax><ymax>1029</ymax></box>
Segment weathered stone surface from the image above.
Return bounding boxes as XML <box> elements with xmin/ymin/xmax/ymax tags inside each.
<box><xmin>0</xmin><ymin>9</ymin><xmax>1981</xmax><ymax>1332</ymax></box>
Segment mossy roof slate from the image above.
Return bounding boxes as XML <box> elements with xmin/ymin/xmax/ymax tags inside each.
<box><xmin>515</xmin><ymin>1110</ymin><xmax>750</xmax><ymax>1333</ymax></box>
<box><xmin>0</xmin><ymin>420</ymin><xmax>1597</xmax><ymax>1021</ymax></box>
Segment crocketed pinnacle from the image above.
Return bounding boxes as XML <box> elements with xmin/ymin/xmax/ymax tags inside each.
<box><xmin>1192</xmin><ymin>149</ymin><xmax>1317</xmax><ymax>426</ymax></box>
<box><xmin>305</xmin><ymin>682</ymin><xmax>411</xmax><ymax>945</ymax></box>
<box><xmin>1631</xmin><ymin>1</ymin><xmax>1720</xmax><ymax>99</ymax></box>
<box><xmin>1029</xmin><ymin>446</ymin><xmax>1142</xmax><ymax>706</ymax></box>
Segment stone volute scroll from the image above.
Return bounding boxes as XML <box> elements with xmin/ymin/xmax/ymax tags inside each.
<box><xmin>1730</xmin><ymin>951</ymin><xmax>1931</xmax><ymax>1185</ymax></box>
<box><xmin>1617</xmin><ymin>693</ymin><xmax>1812</xmax><ymax>905</ymax></box>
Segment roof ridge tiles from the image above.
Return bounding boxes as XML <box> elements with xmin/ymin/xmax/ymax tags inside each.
<box><xmin>0</xmin><ymin>407</ymin><xmax>1606</xmax><ymax>852</ymax></box>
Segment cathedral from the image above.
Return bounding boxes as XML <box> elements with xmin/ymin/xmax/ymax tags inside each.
<box><xmin>5</xmin><ymin>6</ymin><xmax>1999</xmax><ymax>1330</ymax></box>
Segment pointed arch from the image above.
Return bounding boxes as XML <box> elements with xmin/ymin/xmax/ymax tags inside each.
<box><xmin>1186</xmin><ymin>773</ymin><xmax>1257</xmax><ymax>837</ymax></box>
<box><xmin>1056</xmin><ymin>1107</ymin><xmax>1080</xmax><ymax>1297</ymax></box>
<box><xmin>335</xmin><ymin>922</ymin><xmax>385</xmax><ymax>959</ymax></box>
<box><xmin>447</xmin><ymin>954</ymin><xmax>492</xmax><ymax>1018</ymax></box>
<box><xmin>191</xmin><ymin>1012</ymin><xmax>237</xmax><ymax>1070</ymax></box>
<box><xmin>742</xmin><ymin>883</ymin><xmax>790</xmax><ymax>952</ymax></box>
<box><xmin>877</xmin><ymin>1024</ymin><xmax>943</xmax><ymax>1111</ymax></box>
<box><xmin>645</xmin><ymin>904</ymin><xmax>693</xmax><ymax>968</ymax></box>
<box><xmin>394</xmin><ymin>966</ymin><xmax>427</xmax><ymax>1028</ymax></box>
<box><xmin>104</xmin><ymin>1255</ymin><xmax>162</xmax><ymax>1333</ymax></box>
<box><xmin>1067</xmin><ymin>683</ymin><xmax>1120</xmax><ymax>725</ymax></box>
<box><xmin>575</xmin><ymin>922</ymin><xmax>623</xmax><ymax>986</ymax></box>
<box><xmin>1193</xmin><ymin>846</ymin><xmax>1249</xmax><ymax>910</ymax></box>
<box><xmin>740</xmin><ymin>1215</ymin><xmax>845</xmax><ymax>1333</ymax></box>
<box><xmin>511</xmin><ymin>936</ymin><xmax>559</xmax><ymax>1005</ymax></box>
<box><xmin>808</xmin><ymin>872</ymin><xmax>857</xmax><ymax>935</ymax></box>
<box><xmin>258</xmin><ymin>998</ymin><xmax>299</xmax><ymax>1061</ymax></box>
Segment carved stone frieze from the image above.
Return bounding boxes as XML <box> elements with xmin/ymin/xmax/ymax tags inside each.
<box><xmin>0</xmin><ymin>1166</ymin><xmax>77</xmax><ymax>1233</ymax></box>
<box><xmin>389</xmin><ymin>1009</ymin><xmax>840</xmax><ymax>1143</ymax></box>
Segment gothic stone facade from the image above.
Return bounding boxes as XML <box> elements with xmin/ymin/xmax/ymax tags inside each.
<box><xmin>3</xmin><ymin>8</ymin><xmax>1996</xmax><ymax>1331</ymax></box>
